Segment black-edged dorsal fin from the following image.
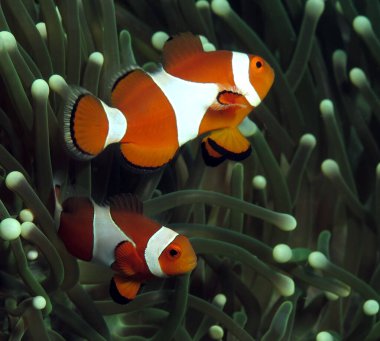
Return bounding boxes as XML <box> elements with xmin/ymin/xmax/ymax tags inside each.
<box><xmin>162</xmin><ymin>32</ymin><xmax>204</xmax><ymax>72</ymax></box>
<box><xmin>109</xmin><ymin>65</ymin><xmax>143</xmax><ymax>107</ymax></box>
<box><xmin>107</xmin><ymin>193</ymin><xmax>143</xmax><ymax>214</ymax></box>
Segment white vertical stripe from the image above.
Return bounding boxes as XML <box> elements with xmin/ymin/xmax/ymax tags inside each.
<box><xmin>100</xmin><ymin>101</ymin><xmax>127</xmax><ymax>148</ymax></box>
<box><xmin>92</xmin><ymin>201</ymin><xmax>135</xmax><ymax>266</ymax></box>
<box><xmin>149</xmin><ymin>68</ymin><xmax>219</xmax><ymax>146</ymax></box>
<box><xmin>232</xmin><ymin>52</ymin><xmax>261</xmax><ymax>107</ymax></box>
<box><xmin>145</xmin><ymin>226</ymin><xmax>178</xmax><ymax>277</ymax></box>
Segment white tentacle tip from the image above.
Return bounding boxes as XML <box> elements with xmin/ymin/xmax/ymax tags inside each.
<box><xmin>316</xmin><ymin>331</ymin><xmax>334</xmax><ymax>341</ymax></box>
<box><xmin>300</xmin><ymin>134</ymin><xmax>317</xmax><ymax>148</ymax></box>
<box><xmin>209</xmin><ymin>325</ymin><xmax>224</xmax><ymax>340</ymax></box>
<box><xmin>0</xmin><ymin>31</ymin><xmax>17</xmax><ymax>51</ymax></box>
<box><xmin>273</xmin><ymin>244</ymin><xmax>293</xmax><ymax>263</ymax></box>
<box><xmin>211</xmin><ymin>0</ymin><xmax>231</xmax><ymax>16</ymax></box>
<box><xmin>19</xmin><ymin>209</ymin><xmax>34</xmax><ymax>223</ymax></box>
<box><xmin>306</xmin><ymin>0</ymin><xmax>325</xmax><ymax>19</ymax></box>
<box><xmin>89</xmin><ymin>52</ymin><xmax>104</xmax><ymax>66</ymax></box>
<box><xmin>353</xmin><ymin>16</ymin><xmax>372</xmax><ymax>36</ymax></box>
<box><xmin>308</xmin><ymin>251</ymin><xmax>329</xmax><ymax>269</ymax></box>
<box><xmin>363</xmin><ymin>300</ymin><xmax>379</xmax><ymax>316</ymax></box>
<box><xmin>277</xmin><ymin>214</ymin><xmax>297</xmax><ymax>231</ymax></box>
<box><xmin>21</xmin><ymin>222</ymin><xmax>36</xmax><ymax>238</ymax></box>
<box><xmin>151</xmin><ymin>31</ymin><xmax>170</xmax><ymax>51</ymax></box>
<box><xmin>321</xmin><ymin>159</ymin><xmax>339</xmax><ymax>177</ymax></box>
<box><xmin>212</xmin><ymin>293</ymin><xmax>227</xmax><ymax>308</ymax></box>
<box><xmin>275</xmin><ymin>275</ymin><xmax>295</xmax><ymax>297</ymax></box>
<box><xmin>349</xmin><ymin>68</ymin><xmax>367</xmax><ymax>88</ymax></box>
<box><xmin>36</xmin><ymin>22</ymin><xmax>47</xmax><ymax>40</ymax></box>
<box><xmin>32</xmin><ymin>296</ymin><xmax>46</xmax><ymax>310</ymax></box>
<box><xmin>252</xmin><ymin>175</ymin><xmax>267</xmax><ymax>190</ymax></box>
<box><xmin>48</xmin><ymin>74</ymin><xmax>68</xmax><ymax>96</ymax></box>
<box><xmin>31</xmin><ymin>79</ymin><xmax>49</xmax><ymax>99</ymax></box>
<box><xmin>27</xmin><ymin>249</ymin><xmax>39</xmax><ymax>261</ymax></box>
<box><xmin>5</xmin><ymin>171</ymin><xmax>26</xmax><ymax>190</ymax></box>
<box><xmin>238</xmin><ymin>117</ymin><xmax>256</xmax><ymax>137</ymax></box>
<box><xmin>320</xmin><ymin>99</ymin><xmax>334</xmax><ymax>116</ymax></box>
<box><xmin>0</xmin><ymin>218</ymin><xmax>21</xmax><ymax>240</ymax></box>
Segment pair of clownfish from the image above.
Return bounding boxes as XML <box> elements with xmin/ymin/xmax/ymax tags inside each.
<box><xmin>55</xmin><ymin>33</ymin><xmax>274</xmax><ymax>303</ymax></box>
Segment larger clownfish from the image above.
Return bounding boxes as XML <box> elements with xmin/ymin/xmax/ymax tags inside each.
<box><xmin>56</xmin><ymin>194</ymin><xmax>197</xmax><ymax>303</ymax></box>
<box><xmin>62</xmin><ymin>33</ymin><xmax>274</xmax><ymax>171</ymax></box>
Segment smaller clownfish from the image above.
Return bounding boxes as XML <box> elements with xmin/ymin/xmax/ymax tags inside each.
<box><xmin>59</xmin><ymin>32</ymin><xmax>274</xmax><ymax>171</ymax></box>
<box><xmin>56</xmin><ymin>194</ymin><xmax>197</xmax><ymax>303</ymax></box>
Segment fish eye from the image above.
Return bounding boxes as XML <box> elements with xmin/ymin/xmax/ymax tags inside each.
<box><xmin>251</xmin><ymin>57</ymin><xmax>264</xmax><ymax>72</ymax></box>
<box><xmin>167</xmin><ymin>246</ymin><xmax>181</xmax><ymax>259</ymax></box>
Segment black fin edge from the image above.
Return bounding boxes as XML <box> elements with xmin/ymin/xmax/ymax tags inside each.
<box><xmin>208</xmin><ymin>138</ymin><xmax>252</xmax><ymax>161</ymax></box>
<box><xmin>109</xmin><ymin>277</ymin><xmax>132</xmax><ymax>305</ymax></box>
<box><xmin>117</xmin><ymin>145</ymin><xmax>168</xmax><ymax>174</ymax></box>
<box><xmin>109</xmin><ymin>65</ymin><xmax>143</xmax><ymax>94</ymax></box>
<box><xmin>201</xmin><ymin>142</ymin><xmax>226</xmax><ymax>167</ymax></box>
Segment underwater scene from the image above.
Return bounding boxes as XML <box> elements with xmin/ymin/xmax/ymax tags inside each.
<box><xmin>1</xmin><ymin>0</ymin><xmax>380</xmax><ymax>340</ymax></box>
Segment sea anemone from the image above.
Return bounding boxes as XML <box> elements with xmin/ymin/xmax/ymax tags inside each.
<box><xmin>1</xmin><ymin>0</ymin><xmax>380</xmax><ymax>340</ymax></box>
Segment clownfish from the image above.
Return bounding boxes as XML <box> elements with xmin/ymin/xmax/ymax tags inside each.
<box><xmin>56</xmin><ymin>194</ymin><xmax>197</xmax><ymax>303</ymax></box>
<box><xmin>62</xmin><ymin>33</ymin><xmax>274</xmax><ymax>171</ymax></box>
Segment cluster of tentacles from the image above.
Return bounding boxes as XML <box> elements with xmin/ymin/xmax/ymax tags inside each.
<box><xmin>1</xmin><ymin>0</ymin><xmax>380</xmax><ymax>340</ymax></box>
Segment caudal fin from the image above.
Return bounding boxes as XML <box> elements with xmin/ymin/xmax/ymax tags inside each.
<box><xmin>63</xmin><ymin>87</ymin><xmax>127</xmax><ymax>160</ymax></box>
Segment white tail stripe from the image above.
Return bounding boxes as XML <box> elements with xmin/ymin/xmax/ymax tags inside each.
<box><xmin>145</xmin><ymin>226</ymin><xmax>178</xmax><ymax>277</ymax></box>
<box><xmin>232</xmin><ymin>52</ymin><xmax>261</xmax><ymax>107</ymax></box>
<box><xmin>92</xmin><ymin>201</ymin><xmax>135</xmax><ymax>266</ymax></box>
<box><xmin>101</xmin><ymin>101</ymin><xmax>127</xmax><ymax>148</ymax></box>
<box><xmin>149</xmin><ymin>68</ymin><xmax>219</xmax><ymax>146</ymax></box>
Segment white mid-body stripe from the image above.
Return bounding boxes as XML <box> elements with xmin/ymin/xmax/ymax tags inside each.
<box><xmin>101</xmin><ymin>101</ymin><xmax>127</xmax><ymax>148</ymax></box>
<box><xmin>149</xmin><ymin>68</ymin><xmax>219</xmax><ymax>146</ymax></box>
<box><xmin>145</xmin><ymin>226</ymin><xmax>178</xmax><ymax>277</ymax></box>
<box><xmin>92</xmin><ymin>201</ymin><xmax>135</xmax><ymax>265</ymax></box>
<box><xmin>232</xmin><ymin>52</ymin><xmax>261</xmax><ymax>107</ymax></box>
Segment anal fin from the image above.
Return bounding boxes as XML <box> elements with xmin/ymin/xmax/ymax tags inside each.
<box><xmin>201</xmin><ymin>138</ymin><xmax>226</xmax><ymax>167</ymax></box>
<box><xmin>206</xmin><ymin>128</ymin><xmax>252</xmax><ymax>161</ymax></box>
<box><xmin>114</xmin><ymin>241</ymin><xmax>140</xmax><ymax>276</ymax></box>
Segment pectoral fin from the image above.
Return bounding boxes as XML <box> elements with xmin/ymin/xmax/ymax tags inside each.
<box><xmin>206</xmin><ymin>128</ymin><xmax>252</xmax><ymax>161</ymax></box>
<box><xmin>109</xmin><ymin>275</ymin><xmax>141</xmax><ymax>304</ymax></box>
<box><xmin>114</xmin><ymin>241</ymin><xmax>140</xmax><ymax>276</ymax></box>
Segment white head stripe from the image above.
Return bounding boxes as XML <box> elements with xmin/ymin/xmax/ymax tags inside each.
<box><xmin>92</xmin><ymin>201</ymin><xmax>135</xmax><ymax>266</ymax></box>
<box><xmin>145</xmin><ymin>226</ymin><xmax>178</xmax><ymax>277</ymax></box>
<box><xmin>149</xmin><ymin>69</ymin><xmax>219</xmax><ymax>146</ymax></box>
<box><xmin>232</xmin><ymin>52</ymin><xmax>261</xmax><ymax>107</ymax></box>
<box><xmin>100</xmin><ymin>101</ymin><xmax>127</xmax><ymax>148</ymax></box>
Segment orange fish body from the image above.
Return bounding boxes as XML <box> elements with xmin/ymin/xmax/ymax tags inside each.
<box><xmin>57</xmin><ymin>194</ymin><xmax>197</xmax><ymax>303</ymax></box>
<box><xmin>63</xmin><ymin>33</ymin><xmax>274</xmax><ymax>170</ymax></box>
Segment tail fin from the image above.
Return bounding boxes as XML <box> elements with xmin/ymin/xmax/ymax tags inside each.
<box><xmin>63</xmin><ymin>87</ymin><xmax>127</xmax><ymax>160</ymax></box>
